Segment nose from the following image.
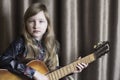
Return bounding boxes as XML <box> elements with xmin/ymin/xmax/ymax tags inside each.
<box><xmin>33</xmin><ymin>21</ymin><xmax>39</xmax><ymax>29</ymax></box>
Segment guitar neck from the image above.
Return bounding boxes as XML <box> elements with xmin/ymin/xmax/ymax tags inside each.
<box><xmin>46</xmin><ymin>53</ymin><xmax>96</xmax><ymax>80</ymax></box>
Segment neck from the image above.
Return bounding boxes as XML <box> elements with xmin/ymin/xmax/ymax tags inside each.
<box><xmin>34</xmin><ymin>36</ymin><xmax>42</xmax><ymax>41</ymax></box>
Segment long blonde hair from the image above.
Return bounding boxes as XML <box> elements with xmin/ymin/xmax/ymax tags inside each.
<box><xmin>23</xmin><ymin>3</ymin><xmax>59</xmax><ymax>71</ymax></box>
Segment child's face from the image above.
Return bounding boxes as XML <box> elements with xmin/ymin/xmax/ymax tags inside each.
<box><xmin>26</xmin><ymin>11</ymin><xmax>48</xmax><ymax>40</ymax></box>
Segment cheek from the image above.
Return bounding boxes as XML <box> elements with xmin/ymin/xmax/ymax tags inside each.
<box><xmin>27</xmin><ymin>22</ymin><xmax>34</xmax><ymax>28</ymax></box>
<box><xmin>43</xmin><ymin>23</ymin><xmax>48</xmax><ymax>32</ymax></box>
<box><xmin>26</xmin><ymin>26</ymin><xmax>33</xmax><ymax>33</ymax></box>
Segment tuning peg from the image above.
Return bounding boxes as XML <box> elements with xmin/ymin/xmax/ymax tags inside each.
<box><xmin>93</xmin><ymin>41</ymin><xmax>105</xmax><ymax>49</ymax></box>
<box><xmin>93</xmin><ymin>42</ymin><xmax>101</xmax><ymax>49</ymax></box>
<box><xmin>98</xmin><ymin>41</ymin><xmax>103</xmax><ymax>45</ymax></box>
<box><xmin>93</xmin><ymin>45</ymin><xmax>97</xmax><ymax>49</ymax></box>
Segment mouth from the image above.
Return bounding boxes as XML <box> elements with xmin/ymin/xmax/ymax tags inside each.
<box><xmin>33</xmin><ymin>30</ymin><xmax>41</xmax><ymax>33</ymax></box>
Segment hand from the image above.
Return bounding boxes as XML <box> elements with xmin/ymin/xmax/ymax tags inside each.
<box><xmin>74</xmin><ymin>57</ymin><xmax>88</xmax><ymax>73</ymax></box>
<box><xmin>33</xmin><ymin>71</ymin><xmax>49</xmax><ymax>80</ymax></box>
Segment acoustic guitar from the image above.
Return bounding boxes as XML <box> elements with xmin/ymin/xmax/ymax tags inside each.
<box><xmin>0</xmin><ymin>41</ymin><xmax>109</xmax><ymax>80</ymax></box>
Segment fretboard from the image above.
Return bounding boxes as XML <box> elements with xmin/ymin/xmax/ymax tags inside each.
<box><xmin>46</xmin><ymin>53</ymin><xmax>95</xmax><ymax>80</ymax></box>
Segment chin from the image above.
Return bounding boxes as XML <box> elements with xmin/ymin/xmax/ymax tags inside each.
<box><xmin>33</xmin><ymin>35</ymin><xmax>42</xmax><ymax>39</ymax></box>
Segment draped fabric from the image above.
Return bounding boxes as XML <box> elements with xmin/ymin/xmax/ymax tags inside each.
<box><xmin>0</xmin><ymin>0</ymin><xmax>119</xmax><ymax>80</ymax></box>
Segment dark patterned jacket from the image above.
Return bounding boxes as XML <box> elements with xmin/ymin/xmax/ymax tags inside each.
<box><xmin>0</xmin><ymin>36</ymin><xmax>47</xmax><ymax>79</ymax></box>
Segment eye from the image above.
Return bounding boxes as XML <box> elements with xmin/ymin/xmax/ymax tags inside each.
<box><xmin>39</xmin><ymin>20</ymin><xmax>44</xmax><ymax>23</ymax></box>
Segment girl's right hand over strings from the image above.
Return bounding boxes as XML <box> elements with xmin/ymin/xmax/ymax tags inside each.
<box><xmin>33</xmin><ymin>71</ymin><xmax>49</xmax><ymax>80</ymax></box>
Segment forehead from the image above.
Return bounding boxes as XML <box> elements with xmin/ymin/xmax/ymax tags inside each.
<box><xmin>29</xmin><ymin>11</ymin><xmax>46</xmax><ymax>20</ymax></box>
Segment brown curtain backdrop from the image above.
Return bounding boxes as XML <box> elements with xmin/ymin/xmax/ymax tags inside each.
<box><xmin>0</xmin><ymin>0</ymin><xmax>119</xmax><ymax>80</ymax></box>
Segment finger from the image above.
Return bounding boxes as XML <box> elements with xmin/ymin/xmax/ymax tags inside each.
<box><xmin>76</xmin><ymin>64</ymin><xmax>84</xmax><ymax>72</ymax></box>
<box><xmin>76</xmin><ymin>66</ymin><xmax>82</xmax><ymax>72</ymax></box>
<box><xmin>77</xmin><ymin>63</ymin><xmax>85</xmax><ymax>69</ymax></box>
<box><xmin>81</xmin><ymin>63</ymin><xmax>88</xmax><ymax>67</ymax></box>
<box><xmin>78</xmin><ymin>56</ymin><xmax>81</xmax><ymax>59</ymax></box>
<box><xmin>74</xmin><ymin>64</ymin><xmax>84</xmax><ymax>73</ymax></box>
<box><xmin>76</xmin><ymin>63</ymin><xmax>88</xmax><ymax>71</ymax></box>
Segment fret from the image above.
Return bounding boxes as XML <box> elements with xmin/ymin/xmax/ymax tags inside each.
<box><xmin>57</xmin><ymin>69</ymin><xmax>61</xmax><ymax>79</ymax></box>
<box><xmin>52</xmin><ymin>72</ymin><xmax>56</xmax><ymax>80</ymax></box>
<box><xmin>61</xmin><ymin>68</ymin><xmax>65</xmax><ymax>77</ymax></box>
<box><xmin>67</xmin><ymin>65</ymin><xmax>72</xmax><ymax>74</ymax></box>
<box><xmin>51</xmin><ymin>69</ymin><xmax>64</xmax><ymax>79</ymax></box>
<box><xmin>72</xmin><ymin>62</ymin><xmax>77</xmax><ymax>71</ymax></box>
<box><xmin>59</xmin><ymin>68</ymin><xmax>63</xmax><ymax>78</ymax></box>
<box><xmin>63</xmin><ymin>67</ymin><xmax>67</xmax><ymax>76</ymax></box>
<box><xmin>51</xmin><ymin>72</ymin><xmax>55</xmax><ymax>80</ymax></box>
<box><xmin>54</xmin><ymin>70</ymin><xmax>59</xmax><ymax>80</ymax></box>
<box><xmin>65</xmin><ymin>66</ymin><xmax>70</xmax><ymax>75</ymax></box>
<box><xmin>75</xmin><ymin>54</ymin><xmax>95</xmax><ymax>64</ymax></box>
<box><xmin>58</xmin><ymin>69</ymin><xmax>62</xmax><ymax>79</ymax></box>
<box><xmin>70</xmin><ymin>64</ymin><xmax>75</xmax><ymax>72</ymax></box>
<box><xmin>65</xmin><ymin>65</ymin><xmax>73</xmax><ymax>75</ymax></box>
<box><xmin>58</xmin><ymin>68</ymin><xmax>65</xmax><ymax>79</ymax></box>
<box><xmin>47</xmin><ymin>73</ymin><xmax>52</xmax><ymax>80</ymax></box>
<box><xmin>55</xmin><ymin>70</ymin><xmax>59</xmax><ymax>79</ymax></box>
<box><xmin>65</xmin><ymin>66</ymin><xmax>70</xmax><ymax>74</ymax></box>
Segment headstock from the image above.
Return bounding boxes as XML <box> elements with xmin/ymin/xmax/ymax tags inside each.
<box><xmin>93</xmin><ymin>41</ymin><xmax>110</xmax><ymax>59</ymax></box>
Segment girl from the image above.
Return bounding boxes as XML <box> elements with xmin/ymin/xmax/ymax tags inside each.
<box><xmin>0</xmin><ymin>3</ymin><xmax>87</xmax><ymax>80</ymax></box>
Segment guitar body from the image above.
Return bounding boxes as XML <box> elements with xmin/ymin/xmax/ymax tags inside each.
<box><xmin>0</xmin><ymin>60</ymin><xmax>49</xmax><ymax>80</ymax></box>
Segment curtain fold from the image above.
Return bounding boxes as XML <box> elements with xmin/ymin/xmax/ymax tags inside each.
<box><xmin>113</xmin><ymin>0</ymin><xmax>120</xmax><ymax>80</ymax></box>
<box><xmin>0</xmin><ymin>0</ymin><xmax>120</xmax><ymax>80</ymax></box>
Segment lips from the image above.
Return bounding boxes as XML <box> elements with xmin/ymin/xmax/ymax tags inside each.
<box><xmin>33</xmin><ymin>30</ymin><xmax>41</xmax><ymax>33</ymax></box>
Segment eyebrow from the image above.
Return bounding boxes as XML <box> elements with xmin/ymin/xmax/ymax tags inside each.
<box><xmin>28</xmin><ymin>18</ymin><xmax>46</xmax><ymax>21</ymax></box>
